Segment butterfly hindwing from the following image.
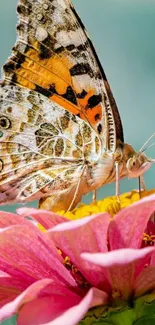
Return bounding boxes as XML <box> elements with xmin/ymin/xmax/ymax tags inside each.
<box><xmin>0</xmin><ymin>85</ymin><xmax>100</xmax><ymax>205</ymax></box>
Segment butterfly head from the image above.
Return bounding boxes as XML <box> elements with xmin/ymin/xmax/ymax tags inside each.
<box><xmin>115</xmin><ymin>142</ymin><xmax>152</xmax><ymax>179</ymax></box>
<box><xmin>126</xmin><ymin>148</ymin><xmax>152</xmax><ymax>178</ymax></box>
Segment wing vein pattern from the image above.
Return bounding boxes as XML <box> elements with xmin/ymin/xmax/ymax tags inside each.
<box><xmin>0</xmin><ymin>0</ymin><xmax>124</xmax><ymax>208</ymax></box>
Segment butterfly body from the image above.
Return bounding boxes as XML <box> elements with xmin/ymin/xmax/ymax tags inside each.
<box><xmin>0</xmin><ymin>0</ymin><xmax>152</xmax><ymax>210</ymax></box>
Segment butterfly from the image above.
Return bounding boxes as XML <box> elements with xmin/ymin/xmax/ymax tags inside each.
<box><xmin>0</xmin><ymin>0</ymin><xmax>152</xmax><ymax>211</ymax></box>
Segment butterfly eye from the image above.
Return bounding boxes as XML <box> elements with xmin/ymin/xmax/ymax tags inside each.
<box><xmin>126</xmin><ymin>157</ymin><xmax>139</xmax><ymax>172</ymax></box>
<box><xmin>132</xmin><ymin>159</ymin><xmax>140</xmax><ymax>169</ymax></box>
<box><xmin>0</xmin><ymin>116</ymin><xmax>11</xmax><ymax>129</ymax></box>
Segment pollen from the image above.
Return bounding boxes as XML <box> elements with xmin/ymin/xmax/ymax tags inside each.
<box><xmin>63</xmin><ymin>256</ymin><xmax>72</xmax><ymax>269</ymax></box>
<box><xmin>63</xmin><ymin>255</ymin><xmax>90</xmax><ymax>288</ymax></box>
<box><xmin>38</xmin><ymin>224</ymin><xmax>46</xmax><ymax>232</ymax></box>
<box><xmin>143</xmin><ymin>233</ymin><xmax>155</xmax><ymax>246</ymax></box>
<box><xmin>57</xmin><ymin>249</ymin><xmax>62</xmax><ymax>255</ymax></box>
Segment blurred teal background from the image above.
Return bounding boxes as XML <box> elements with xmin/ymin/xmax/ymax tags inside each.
<box><xmin>0</xmin><ymin>0</ymin><xmax>155</xmax><ymax>323</ymax></box>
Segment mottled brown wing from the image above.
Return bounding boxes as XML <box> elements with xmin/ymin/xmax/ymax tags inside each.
<box><xmin>1</xmin><ymin>0</ymin><xmax>123</xmax><ymax>151</ymax></box>
<box><xmin>0</xmin><ymin>85</ymin><xmax>100</xmax><ymax>206</ymax></box>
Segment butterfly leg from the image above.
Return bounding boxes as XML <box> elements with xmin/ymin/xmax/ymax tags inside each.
<box><xmin>138</xmin><ymin>175</ymin><xmax>146</xmax><ymax>198</ymax></box>
<box><xmin>67</xmin><ymin>165</ymin><xmax>86</xmax><ymax>212</ymax></box>
<box><xmin>92</xmin><ymin>190</ymin><xmax>97</xmax><ymax>203</ymax></box>
<box><xmin>115</xmin><ymin>162</ymin><xmax>120</xmax><ymax>202</ymax></box>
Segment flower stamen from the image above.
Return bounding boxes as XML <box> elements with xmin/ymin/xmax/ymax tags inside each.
<box><xmin>143</xmin><ymin>233</ymin><xmax>155</xmax><ymax>246</ymax></box>
<box><xmin>63</xmin><ymin>255</ymin><xmax>90</xmax><ymax>288</ymax></box>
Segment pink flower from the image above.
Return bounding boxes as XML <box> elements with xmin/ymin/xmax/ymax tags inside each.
<box><xmin>0</xmin><ymin>196</ymin><xmax>155</xmax><ymax>324</ymax></box>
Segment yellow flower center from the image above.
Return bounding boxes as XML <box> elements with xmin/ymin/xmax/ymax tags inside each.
<box><xmin>57</xmin><ymin>189</ymin><xmax>155</xmax><ymax>220</ymax></box>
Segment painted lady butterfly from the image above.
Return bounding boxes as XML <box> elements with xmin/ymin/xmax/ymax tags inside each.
<box><xmin>0</xmin><ymin>0</ymin><xmax>152</xmax><ymax>211</ymax></box>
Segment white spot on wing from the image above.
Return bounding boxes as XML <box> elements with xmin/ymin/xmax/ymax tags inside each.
<box><xmin>35</xmin><ymin>26</ymin><xmax>48</xmax><ymax>42</ymax></box>
<box><xmin>56</xmin><ymin>29</ymin><xmax>82</xmax><ymax>47</ymax></box>
<box><xmin>43</xmin><ymin>3</ymin><xmax>49</xmax><ymax>10</ymax></box>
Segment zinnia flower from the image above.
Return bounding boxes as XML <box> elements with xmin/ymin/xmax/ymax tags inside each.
<box><xmin>0</xmin><ymin>195</ymin><xmax>155</xmax><ymax>324</ymax></box>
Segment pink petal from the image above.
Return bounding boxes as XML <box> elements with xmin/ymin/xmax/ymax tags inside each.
<box><xmin>0</xmin><ymin>257</ymin><xmax>35</xmax><ymax>285</ymax></box>
<box><xmin>0</xmin><ymin>271</ymin><xmax>9</xmax><ymax>277</ymax></box>
<box><xmin>17</xmin><ymin>208</ymin><xmax>68</xmax><ymax>230</ymax></box>
<box><xmin>18</xmin><ymin>289</ymin><xmax>94</xmax><ymax>325</ymax></box>
<box><xmin>17</xmin><ymin>290</ymin><xmax>82</xmax><ymax>325</ymax></box>
<box><xmin>0</xmin><ymin>278</ymin><xmax>53</xmax><ymax>322</ymax></box>
<box><xmin>0</xmin><ymin>211</ymin><xmax>36</xmax><ymax>229</ymax></box>
<box><xmin>90</xmin><ymin>287</ymin><xmax>109</xmax><ymax>308</ymax></box>
<box><xmin>47</xmin><ymin>214</ymin><xmax>111</xmax><ymax>291</ymax></box>
<box><xmin>45</xmin><ymin>288</ymin><xmax>108</xmax><ymax>325</ymax></box>
<box><xmin>49</xmin><ymin>213</ymin><xmax>110</xmax><ymax>233</ymax></box>
<box><xmin>134</xmin><ymin>266</ymin><xmax>155</xmax><ymax>297</ymax></box>
<box><xmin>0</xmin><ymin>225</ymin><xmax>76</xmax><ymax>287</ymax></box>
<box><xmin>149</xmin><ymin>245</ymin><xmax>155</xmax><ymax>265</ymax></box>
<box><xmin>82</xmin><ymin>247</ymin><xmax>155</xmax><ymax>266</ymax></box>
<box><xmin>109</xmin><ymin>195</ymin><xmax>155</xmax><ymax>250</ymax></box>
<box><xmin>82</xmin><ymin>247</ymin><xmax>155</xmax><ymax>299</ymax></box>
<box><xmin>145</xmin><ymin>220</ymin><xmax>155</xmax><ymax>236</ymax></box>
<box><xmin>0</xmin><ymin>276</ymin><xmax>28</xmax><ymax>308</ymax></box>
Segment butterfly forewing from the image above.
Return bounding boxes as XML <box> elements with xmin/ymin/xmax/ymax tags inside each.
<box><xmin>0</xmin><ymin>0</ymin><xmax>124</xmax><ymax>207</ymax></box>
<box><xmin>2</xmin><ymin>0</ymin><xmax>123</xmax><ymax>146</ymax></box>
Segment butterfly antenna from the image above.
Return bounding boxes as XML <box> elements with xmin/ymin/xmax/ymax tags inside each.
<box><xmin>139</xmin><ymin>132</ymin><xmax>155</xmax><ymax>152</ymax></box>
<box><xmin>142</xmin><ymin>140</ymin><xmax>155</xmax><ymax>153</ymax></box>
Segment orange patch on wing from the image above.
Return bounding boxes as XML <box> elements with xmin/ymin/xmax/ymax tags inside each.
<box><xmin>16</xmin><ymin>58</ymin><xmax>71</xmax><ymax>94</ymax></box>
<box><xmin>86</xmin><ymin>104</ymin><xmax>102</xmax><ymax>124</ymax></box>
<box><xmin>51</xmin><ymin>94</ymin><xmax>86</xmax><ymax>120</ymax></box>
<box><xmin>50</xmin><ymin>94</ymin><xmax>79</xmax><ymax>115</ymax></box>
<box><xmin>78</xmin><ymin>89</ymin><xmax>102</xmax><ymax>125</ymax></box>
<box><xmin>14</xmin><ymin>40</ymin><xmax>73</xmax><ymax>93</ymax></box>
<box><xmin>13</xmin><ymin>44</ymin><xmax>103</xmax><ymax>126</ymax></box>
<box><xmin>78</xmin><ymin>89</ymin><xmax>95</xmax><ymax>108</ymax></box>
<box><xmin>14</xmin><ymin>74</ymin><xmax>35</xmax><ymax>90</ymax></box>
<box><xmin>27</xmin><ymin>42</ymin><xmax>72</xmax><ymax>83</ymax></box>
